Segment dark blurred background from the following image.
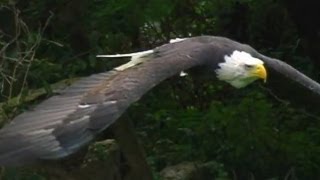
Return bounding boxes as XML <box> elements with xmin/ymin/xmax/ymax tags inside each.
<box><xmin>1</xmin><ymin>0</ymin><xmax>320</xmax><ymax>179</ymax></box>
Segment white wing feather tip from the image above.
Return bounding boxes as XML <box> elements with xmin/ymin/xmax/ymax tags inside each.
<box><xmin>96</xmin><ymin>50</ymin><xmax>154</xmax><ymax>58</ymax></box>
<box><xmin>97</xmin><ymin>50</ymin><xmax>154</xmax><ymax>71</ymax></box>
<box><xmin>78</xmin><ymin>104</ymin><xmax>91</xmax><ymax>108</ymax></box>
<box><xmin>179</xmin><ymin>71</ymin><xmax>188</xmax><ymax>77</ymax></box>
<box><xmin>169</xmin><ymin>38</ymin><xmax>187</xmax><ymax>43</ymax></box>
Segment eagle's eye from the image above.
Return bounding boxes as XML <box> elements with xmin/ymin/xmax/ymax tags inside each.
<box><xmin>244</xmin><ymin>64</ymin><xmax>253</xmax><ymax>69</ymax></box>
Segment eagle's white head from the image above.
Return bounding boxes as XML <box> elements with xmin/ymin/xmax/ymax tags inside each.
<box><xmin>215</xmin><ymin>50</ymin><xmax>267</xmax><ymax>88</ymax></box>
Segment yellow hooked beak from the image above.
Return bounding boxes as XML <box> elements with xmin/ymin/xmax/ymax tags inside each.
<box><xmin>252</xmin><ymin>64</ymin><xmax>267</xmax><ymax>83</ymax></box>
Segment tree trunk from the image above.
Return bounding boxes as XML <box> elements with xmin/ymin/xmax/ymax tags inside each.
<box><xmin>112</xmin><ymin>116</ymin><xmax>153</xmax><ymax>180</ymax></box>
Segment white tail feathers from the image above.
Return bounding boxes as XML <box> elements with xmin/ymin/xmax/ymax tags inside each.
<box><xmin>96</xmin><ymin>50</ymin><xmax>154</xmax><ymax>71</ymax></box>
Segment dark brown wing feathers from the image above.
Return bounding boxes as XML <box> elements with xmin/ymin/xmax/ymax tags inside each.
<box><xmin>0</xmin><ymin>37</ymin><xmax>218</xmax><ymax>166</ymax></box>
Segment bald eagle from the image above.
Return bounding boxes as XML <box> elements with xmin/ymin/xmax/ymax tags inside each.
<box><xmin>0</xmin><ymin>36</ymin><xmax>319</xmax><ymax>166</ymax></box>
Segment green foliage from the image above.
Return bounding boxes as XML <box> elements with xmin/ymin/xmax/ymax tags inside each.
<box><xmin>133</xmin><ymin>84</ymin><xmax>320</xmax><ymax>179</ymax></box>
<box><xmin>1</xmin><ymin>169</ymin><xmax>45</xmax><ymax>180</ymax></box>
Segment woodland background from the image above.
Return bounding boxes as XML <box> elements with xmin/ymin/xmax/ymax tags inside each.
<box><xmin>1</xmin><ymin>0</ymin><xmax>320</xmax><ymax>179</ymax></box>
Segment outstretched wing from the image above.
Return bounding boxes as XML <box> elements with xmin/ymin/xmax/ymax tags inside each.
<box><xmin>254</xmin><ymin>53</ymin><xmax>320</xmax><ymax>112</ymax></box>
<box><xmin>0</xmin><ymin>37</ymin><xmax>226</xmax><ymax>166</ymax></box>
<box><xmin>0</xmin><ymin>71</ymin><xmax>117</xmax><ymax>165</ymax></box>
